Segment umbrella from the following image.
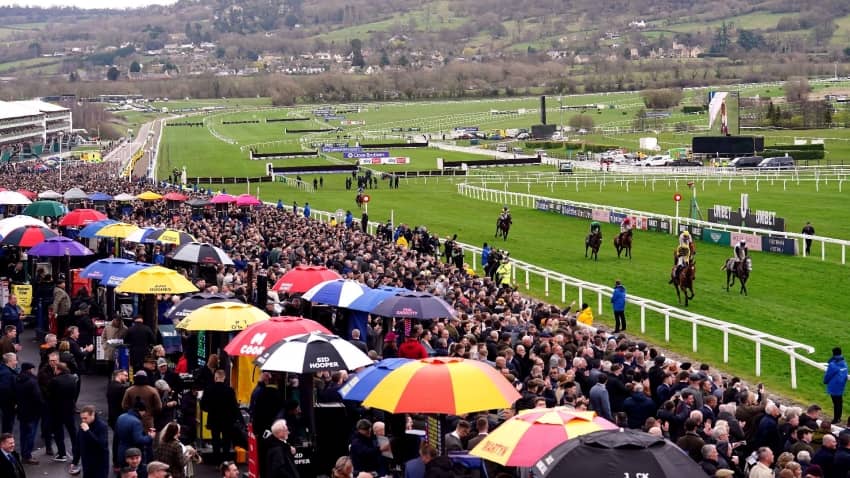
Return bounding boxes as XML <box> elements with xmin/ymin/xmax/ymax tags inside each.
<box><xmin>271</xmin><ymin>265</ymin><xmax>342</xmax><ymax>294</ymax></box>
<box><xmin>0</xmin><ymin>225</ymin><xmax>57</xmax><ymax>248</ymax></box>
<box><xmin>224</xmin><ymin>316</ymin><xmax>331</xmax><ymax>357</ymax></box>
<box><xmin>369</xmin><ymin>291</ymin><xmax>456</xmax><ymax>319</ymax></box>
<box><xmin>210</xmin><ymin>193</ymin><xmax>237</xmax><ymax>204</ymax></box>
<box><xmin>137</xmin><ymin>191</ymin><xmax>163</xmax><ymax>201</ymax></box>
<box><xmin>28</xmin><ymin>236</ymin><xmax>93</xmax><ymax>257</ymax></box>
<box><xmin>0</xmin><ymin>215</ymin><xmax>48</xmax><ymax>238</ymax></box>
<box><xmin>171</xmin><ymin>242</ymin><xmax>233</xmax><ymax>265</ymax></box>
<box><xmin>123</xmin><ymin>227</ymin><xmax>161</xmax><ymax>244</ymax></box>
<box><xmin>63</xmin><ymin>187</ymin><xmax>88</xmax><ymax>200</ymax></box>
<box><xmin>346</xmin><ymin>286</ymin><xmax>410</xmax><ymax>313</ymax></box>
<box><xmin>255</xmin><ymin>332</ymin><xmax>373</xmax><ymax>373</ymax></box>
<box><xmin>185</xmin><ymin>198</ymin><xmax>209</xmax><ymax>207</ymax></box>
<box><xmin>16</xmin><ymin>189</ymin><xmax>36</xmax><ymax>200</ymax></box>
<box><xmin>88</xmin><ymin>192</ymin><xmax>113</xmax><ymax>201</ymax></box>
<box><xmin>339</xmin><ymin>358</ymin><xmax>413</xmax><ymax>402</ymax></box>
<box><xmin>115</xmin><ymin>266</ymin><xmax>199</xmax><ymax>294</ymax></box>
<box><xmin>470</xmin><ymin>409</ymin><xmax>618</xmax><ymax>466</ymax></box>
<box><xmin>78</xmin><ymin>219</ymin><xmax>118</xmax><ymax>239</ymax></box>
<box><xmin>236</xmin><ymin>194</ymin><xmax>262</xmax><ymax>207</ymax></box>
<box><xmin>176</xmin><ymin>302</ymin><xmax>269</xmax><ymax>332</ymax></box>
<box><xmin>38</xmin><ymin>190</ymin><xmax>63</xmax><ymax>200</ymax></box>
<box><xmin>145</xmin><ymin>229</ymin><xmax>196</xmax><ymax>246</ymax></box>
<box><xmin>163</xmin><ymin>192</ymin><xmax>188</xmax><ymax>201</ymax></box>
<box><xmin>302</xmin><ymin>279</ymin><xmax>369</xmax><ymax>308</ymax></box>
<box><xmin>23</xmin><ymin>200</ymin><xmax>65</xmax><ymax>217</ymax></box>
<box><xmin>164</xmin><ymin>292</ymin><xmax>243</xmax><ymax>320</ymax></box>
<box><xmin>534</xmin><ymin>428</ymin><xmax>710</xmax><ymax>478</ymax></box>
<box><xmin>94</xmin><ymin>222</ymin><xmax>141</xmax><ymax>239</ymax></box>
<box><xmin>58</xmin><ymin>208</ymin><xmax>108</xmax><ymax>227</ymax></box>
<box><xmin>113</xmin><ymin>193</ymin><xmax>137</xmax><ymax>202</ymax></box>
<box><xmin>0</xmin><ymin>191</ymin><xmax>32</xmax><ymax>205</ymax></box>
<box><xmin>79</xmin><ymin>259</ymin><xmax>152</xmax><ymax>287</ymax></box>
<box><xmin>361</xmin><ymin>357</ymin><xmax>520</xmax><ymax>415</ymax></box>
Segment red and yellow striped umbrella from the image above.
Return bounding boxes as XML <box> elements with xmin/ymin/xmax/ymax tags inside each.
<box><xmin>470</xmin><ymin>408</ymin><xmax>617</xmax><ymax>466</ymax></box>
<box><xmin>360</xmin><ymin>357</ymin><xmax>520</xmax><ymax>415</ymax></box>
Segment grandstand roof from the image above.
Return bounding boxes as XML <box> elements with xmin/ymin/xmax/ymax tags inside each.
<box><xmin>15</xmin><ymin>99</ymin><xmax>69</xmax><ymax>113</ymax></box>
<box><xmin>0</xmin><ymin>99</ymin><xmax>68</xmax><ymax>121</ymax></box>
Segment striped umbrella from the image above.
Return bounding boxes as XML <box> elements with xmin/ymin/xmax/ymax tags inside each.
<box><xmin>271</xmin><ymin>265</ymin><xmax>342</xmax><ymax>293</ymax></box>
<box><xmin>224</xmin><ymin>316</ymin><xmax>331</xmax><ymax>357</ymax></box>
<box><xmin>123</xmin><ymin>227</ymin><xmax>161</xmax><ymax>244</ymax></box>
<box><xmin>0</xmin><ymin>190</ymin><xmax>32</xmax><ymax>205</ymax></box>
<box><xmin>171</xmin><ymin>242</ymin><xmax>233</xmax><ymax>265</ymax></box>
<box><xmin>145</xmin><ymin>228</ymin><xmax>196</xmax><ymax>245</ymax></box>
<box><xmin>339</xmin><ymin>358</ymin><xmax>413</xmax><ymax>402</ymax></box>
<box><xmin>255</xmin><ymin>332</ymin><xmax>373</xmax><ymax>374</ymax></box>
<box><xmin>0</xmin><ymin>225</ymin><xmax>58</xmax><ymax>248</ymax></box>
<box><xmin>0</xmin><ymin>216</ymin><xmax>48</xmax><ymax>238</ymax></box>
<box><xmin>302</xmin><ymin>279</ymin><xmax>369</xmax><ymax>308</ymax></box>
<box><xmin>79</xmin><ymin>258</ymin><xmax>152</xmax><ymax>287</ymax></box>
<box><xmin>78</xmin><ymin>219</ymin><xmax>117</xmax><ymax>239</ymax></box>
<box><xmin>94</xmin><ymin>222</ymin><xmax>141</xmax><ymax>239</ymax></box>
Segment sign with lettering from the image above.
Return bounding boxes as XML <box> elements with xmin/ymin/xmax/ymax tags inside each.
<box><xmin>708</xmin><ymin>204</ymin><xmax>742</xmax><ymax>226</ymax></box>
<box><xmin>645</xmin><ymin>217</ymin><xmax>671</xmax><ymax>233</ymax></box>
<box><xmin>761</xmin><ymin>235</ymin><xmax>797</xmax><ymax>255</ymax></box>
<box><xmin>344</xmin><ymin>151</ymin><xmax>389</xmax><ymax>159</ymax></box>
<box><xmin>321</xmin><ymin>146</ymin><xmax>361</xmax><ymax>153</ymax></box>
<box><xmin>592</xmin><ymin>209</ymin><xmax>610</xmax><ymax>222</ymax></box>
<box><xmin>730</xmin><ymin>232</ymin><xmax>762</xmax><ymax>252</ymax></box>
<box><xmin>743</xmin><ymin>209</ymin><xmax>785</xmax><ymax>231</ymax></box>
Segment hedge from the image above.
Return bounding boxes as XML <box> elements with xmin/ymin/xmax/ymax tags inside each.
<box><xmin>682</xmin><ymin>106</ymin><xmax>707</xmax><ymax>114</ymax></box>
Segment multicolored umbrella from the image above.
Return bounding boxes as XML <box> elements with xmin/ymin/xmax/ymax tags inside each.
<box><xmin>361</xmin><ymin>357</ymin><xmax>520</xmax><ymax>415</ymax></box>
<box><xmin>28</xmin><ymin>236</ymin><xmax>93</xmax><ymax>257</ymax></box>
<box><xmin>339</xmin><ymin>358</ymin><xmax>413</xmax><ymax>402</ymax></box>
<box><xmin>224</xmin><ymin>316</ymin><xmax>331</xmax><ymax>357</ymax></box>
<box><xmin>58</xmin><ymin>208</ymin><xmax>108</xmax><ymax>227</ymax></box>
<box><xmin>271</xmin><ymin>265</ymin><xmax>342</xmax><ymax>294</ymax></box>
<box><xmin>369</xmin><ymin>291</ymin><xmax>456</xmax><ymax>319</ymax></box>
<box><xmin>470</xmin><ymin>409</ymin><xmax>618</xmax><ymax>466</ymax></box>
<box><xmin>136</xmin><ymin>191</ymin><xmax>163</xmax><ymax>201</ymax></box>
<box><xmin>79</xmin><ymin>258</ymin><xmax>152</xmax><ymax>287</ymax></box>
<box><xmin>0</xmin><ymin>215</ymin><xmax>48</xmax><ymax>238</ymax></box>
<box><xmin>346</xmin><ymin>286</ymin><xmax>411</xmax><ymax>313</ymax></box>
<box><xmin>302</xmin><ymin>279</ymin><xmax>369</xmax><ymax>308</ymax></box>
<box><xmin>236</xmin><ymin>194</ymin><xmax>262</xmax><ymax>207</ymax></box>
<box><xmin>145</xmin><ymin>228</ymin><xmax>196</xmax><ymax>246</ymax></box>
<box><xmin>23</xmin><ymin>200</ymin><xmax>65</xmax><ymax>218</ymax></box>
<box><xmin>94</xmin><ymin>222</ymin><xmax>141</xmax><ymax>239</ymax></box>
<box><xmin>16</xmin><ymin>189</ymin><xmax>36</xmax><ymax>200</ymax></box>
<box><xmin>115</xmin><ymin>266</ymin><xmax>198</xmax><ymax>294</ymax></box>
<box><xmin>123</xmin><ymin>227</ymin><xmax>161</xmax><ymax>244</ymax></box>
<box><xmin>78</xmin><ymin>219</ymin><xmax>117</xmax><ymax>239</ymax></box>
<box><xmin>0</xmin><ymin>190</ymin><xmax>32</xmax><ymax>205</ymax></box>
<box><xmin>209</xmin><ymin>193</ymin><xmax>237</xmax><ymax>204</ymax></box>
<box><xmin>255</xmin><ymin>332</ymin><xmax>373</xmax><ymax>373</ymax></box>
<box><xmin>176</xmin><ymin>302</ymin><xmax>269</xmax><ymax>332</ymax></box>
<box><xmin>164</xmin><ymin>292</ymin><xmax>242</xmax><ymax>320</ymax></box>
<box><xmin>171</xmin><ymin>242</ymin><xmax>233</xmax><ymax>265</ymax></box>
<box><xmin>0</xmin><ymin>225</ymin><xmax>58</xmax><ymax>248</ymax></box>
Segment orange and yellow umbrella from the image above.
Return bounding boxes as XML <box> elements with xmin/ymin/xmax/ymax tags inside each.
<box><xmin>470</xmin><ymin>408</ymin><xmax>617</xmax><ymax>466</ymax></box>
<box><xmin>360</xmin><ymin>357</ymin><xmax>520</xmax><ymax>415</ymax></box>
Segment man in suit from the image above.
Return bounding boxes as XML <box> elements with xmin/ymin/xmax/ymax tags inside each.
<box><xmin>0</xmin><ymin>433</ymin><xmax>26</xmax><ymax>478</ymax></box>
<box><xmin>265</xmin><ymin>419</ymin><xmax>299</xmax><ymax>478</ymax></box>
<box><xmin>442</xmin><ymin>420</ymin><xmax>470</xmax><ymax>454</ymax></box>
<box><xmin>404</xmin><ymin>443</ymin><xmax>437</xmax><ymax>478</ymax></box>
<box><xmin>466</xmin><ymin>417</ymin><xmax>490</xmax><ymax>450</ymax></box>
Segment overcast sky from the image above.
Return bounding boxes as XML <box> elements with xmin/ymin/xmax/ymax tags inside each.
<box><xmin>1</xmin><ymin>0</ymin><xmax>177</xmax><ymax>8</ymax></box>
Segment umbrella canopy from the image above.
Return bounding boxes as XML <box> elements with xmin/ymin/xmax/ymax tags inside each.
<box><xmin>271</xmin><ymin>265</ymin><xmax>342</xmax><ymax>294</ymax></box>
<box><xmin>115</xmin><ymin>266</ymin><xmax>199</xmax><ymax>294</ymax></box>
<box><xmin>0</xmin><ymin>215</ymin><xmax>48</xmax><ymax>238</ymax></box>
<box><xmin>302</xmin><ymin>279</ymin><xmax>369</xmax><ymax>308</ymax></box>
<box><xmin>164</xmin><ymin>293</ymin><xmax>242</xmax><ymax>320</ymax></box>
<box><xmin>38</xmin><ymin>190</ymin><xmax>63</xmax><ymax>200</ymax></box>
<box><xmin>58</xmin><ymin>208</ymin><xmax>108</xmax><ymax>227</ymax></box>
<box><xmin>23</xmin><ymin>200</ymin><xmax>65</xmax><ymax>218</ymax></box>
<box><xmin>236</xmin><ymin>194</ymin><xmax>262</xmax><ymax>207</ymax></box>
<box><xmin>185</xmin><ymin>198</ymin><xmax>209</xmax><ymax>207</ymax></box>
<box><xmin>534</xmin><ymin>429</ymin><xmax>710</xmax><ymax>478</ymax></box>
<box><xmin>171</xmin><ymin>242</ymin><xmax>233</xmax><ymax>265</ymax></box>
<box><xmin>369</xmin><ymin>291</ymin><xmax>456</xmax><ymax>319</ymax></box>
<box><xmin>255</xmin><ymin>332</ymin><xmax>373</xmax><ymax>373</ymax></box>
<box><xmin>78</xmin><ymin>219</ymin><xmax>118</xmax><ymax>239</ymax></box>
<box><xmin>209</xmin><ymin>193</ymin><xmax>237</xmax><ymax>204</ymax></box>
<box><xmin>88</xmin><ymin>192</ymin><xmax>113</xmax><ymax>201</ymax></box>
<box><xmin>223</xmin><ymin>316</ymin><xmax>331</xmax><ymax>357</ymax></box>
<box><xmin>123</xmin><ymin>227</ymin><xmax>161</xmax><ymax>244</ymax></box>
<box><xmin>339</xmin><ymin>358</ymin><xmax>413</xmax><ymax>402</ymax></box>
<box><xmin>79</xmin><ymin>259</ymin><xmax>152</xmax><ymax>287</ymax></box>
<box><xmin>361</xmin><ymin>357</ymin><xmax>520</xmax><ymax>415</ymax></box>
<box><xmin>176</xmin><ymin>302</ymin><xmax>269</xmax><ymax>332</ymax></box>
<box><xmin>0</xmin><ymin>225</ymin><xmax>58</xmax><ymax>248</ymax></box>
<box><xmin>470</xmin><ymin>409</ymin><xmax>618</xmax><ymax>466</ymax></box>
<box><xmin>28</xmin><ymin>236</ymin><xmax>93</xmax><ymax>257</ymax></box>
<box><xmin>113</xmin><ymin>193</ymin><xmax>137</xmax><ymax>202</ymax></box>
<box><xmin>0</xmin><ymin>190</ymin><xmax>32</xmax><ymax>205</ymax></box>
<box><xmin>163</xmin><ymin>192</ymin><xmax>188</xmax><ymax>201</ymax></box>
<box><xmin>94</xmin><ymin>222</ymin><xmax>141</xmax><ymax>239</ymax></box>
<box><xmin>16</xmin><ymin>189</ymin><xmax>36</xmax><ymax>200</ymax></box>
<box><xmin>63</xmin><ymin>187</ymin><xmax>88</xmax><ymax>200</ymax></box>
<box><xmin>346</xmin><ymin>286</ymin><xmax>410</xmax><ymax>313</ymax></box>
<box><xmin>137</xmin><ymin>191</ymin><xmax>163</xmax><ymax>201</ymax></box>
<box><xmin>146</xmin><ymin>228</ymin><xmax>196</xmax><ymax>246</ymax></box>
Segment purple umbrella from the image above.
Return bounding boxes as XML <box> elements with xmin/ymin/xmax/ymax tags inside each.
<box><xmin>27</xmin><ymin>236</ymin><xmax>94</xmax><ymax>257</ymax></box>
<box><xmin>369</xmin><ymin>291</ymin><xmax>456</xmax><ymax>319</ymax></box>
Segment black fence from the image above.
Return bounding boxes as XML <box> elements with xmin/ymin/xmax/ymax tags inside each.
<box><xmin>250</xmin><ymin>151</ymin><xmax>319</xmax><ymax>160</ymax></box>
<box><xmin>187</xmin><ymin>176</ymin><xmax>273</xmax><ymax>184</ymax></box>
<box><xmin>271</xmin><ymin>164</ymin><xmax>357</xmax><ymax>174</ymax></box>
<box><xmin>442</xmin><ymin>156</ymin><xmax>541</xmax><ymax>168</ymax></box>
<box><xmin>360</xmin><ymin>141</ymin><xmax>429</xmax><ymax>149</ymax></box>
<box><xmin>266</xmin><ymin>117</ymin><xmax>310</xmax><ymax>123</ymax></box>
<box><xmin>222</xmin><ymin>120</ymin><xmax>260</xmax><ymax>125</ymax></box>
<box><xmin>166</xmin><ymin>122</ymin><xmax>204</xmax><ymax>127</ymax></box>
<box><xmin>285</xmin><ymin>128</ymin><xmax>336</xmax><ymax>133</ymax></box>
<box><xmin>397</xmin><ymin>170</ymin><xmax>468</xmax><ymax>177</ymax></box>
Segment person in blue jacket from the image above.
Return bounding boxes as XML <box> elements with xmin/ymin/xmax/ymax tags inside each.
<box><xmin>303</xmin><ymin>202</ymin><xmax>311</xmax><ymax>218</ymax></box>
<box><xmin>481</xmin><ymin>243</ymin><xmax>490</xmax><ymax>269</ymax></box>
<box><xmin>824</xmin><ymin>347</ymin><xmax>848</xmax><ymax>424</ymax></box>
<box><xmin>611</xmin><ymin>280</ymin><xmax>627</xmax><ymax>333</ymax></box>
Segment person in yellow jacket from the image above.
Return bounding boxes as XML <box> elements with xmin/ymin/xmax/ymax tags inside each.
<box><xmin>496</xmin><ymin>259</ymin><xmax>512</xmax><ymax>287</ymax></box>
<box><xmin>577</xmin><ymin>303</ymin><xmax>594</xmax><ymax>326</ymax></box>
<box><xmin>396</xmin><ymin>234</ymin><xmax>409</xmax><ymax>249</ymax></box>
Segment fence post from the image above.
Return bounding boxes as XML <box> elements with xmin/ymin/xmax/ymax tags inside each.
<box><xmin>790</xmin><ymin>353</ymin><xmax>797</xmax><ymax>389</ymax></box>
<box><xmin>597</xmin><ymin>292</ymin><xmax>603</xmax><ymax>316</ymax></box>
<box><xmin>755</xmin><ymin>340</ymin><xmax>762</xmax><ymax>377</ymax></box>
<box><xmin>692</xmin><ymin>321</ymin><xmax>698</xmax><ymax>352</ymax></box>
<box><xmin>524</xmin><ymin>269</ymin><xmax>529</xmax><ymax>290</ymax></box>
<box><xmin>664</xmin><ymin>312</ymin><xmax>670</xmax><ymax>342</ymax></box>
<box><xmin>578</xmin><ymin>287</ymin><xmax>583</xmax><ymax>308</ymax></box>
<box><xmin>822</xmin><ymin>241</ymin><xmax>826</xmax><ymax>262</ymax></box>
<box><xmin>544</xmin><ymin>273</ymin><xmax>549</xmax><ymax>296</ymax></box>
<box><xmin>561</xmin><ymin>281</ymin><xmax>566</xmax><ymax>303</ymax></box>
<box><xmin>723</xmin><ymin>329</ymin><xmax>729</xmax><ymax>363</ymax></box>
<box><xmin>640</xmin><ymin>305</ymin><xmax>646</xmax><ymax>333</ymax></box>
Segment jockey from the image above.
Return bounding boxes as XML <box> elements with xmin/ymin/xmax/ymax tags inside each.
<box><xmin>590</xmin><ymin>221</ymin><xmax>601</xmax><ymax>236</ymax></box>
<box><xmin>619</xmin><ymin>216</ymin><xmax>633</xmax><ymax>240</ymax></box>
<box><xmin>499</xmin><ymin>206</ymin><xmax>510</xmax><ymax>221</ymax></box>
<box><xmin>734</xmin><ymin>240</ymin><xmax>748</xmax><ymax>273</ymax></box>
<box><xmin>678</xmin><ymin>230</ymin><xmax>691</xmax><ymax>247</ymax></box>
<box><xmin>672</xmin><ymin>243</ymin><xmax>692</xmax><ymax>282</ymax></box>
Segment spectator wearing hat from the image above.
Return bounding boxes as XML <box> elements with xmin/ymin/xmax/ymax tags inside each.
<box><xmin>115</xmin><ymin>403</ymin><xmax>155</xmax><ymax>478</ymax></box>
<box><xmin>121</xmin><ymin>371</ymin><xmax>162</xmax><ymax>431</ymax></box>
<box><xmin>823</xmin><ymin>346</ymin><xmax>848</xmax><ymax>424</ymax></box>
<box><xmin>382</xmin><ymin>333</ymin><xmax>399</xmax><ymax>358</ymax></box>
<box><xmin>14</xmin><ymin>362</ymin><xmax>42</xmax><ymax>464</ymax></box>
<box><xmin>147</xmin><ymin>461</ymin><xmax>170</xmax><ymax>478</ymax></box>
<box><xmin>121</xmin><ymin>448</ymin><xmax>144</xmax><ymax>478</ymax></box>
<box><xmin>153</xmin><ymin>359</ymin><xmax>183</xmax><ymax>396</ymax></box>
<box><xmin>789</xmin><ymin>426</ymin><xmax>815</xmax><ymax>457</ymax></box>
<box><xmin>153</xmin><ymin>380</ymin><xmax>177</xmax><ymax>431</ymax></box>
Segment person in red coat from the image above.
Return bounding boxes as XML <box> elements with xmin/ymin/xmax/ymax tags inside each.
<box><xmin>398</xmin><ymin>329</ymin><xmax>428</xmax><ymax>359</ymax></box>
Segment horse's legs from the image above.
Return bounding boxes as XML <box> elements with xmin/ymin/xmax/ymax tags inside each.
<box><xmin>740</xmin><ymin>277</ymin><xmax>748</xmax><ymax>295</ymax></box>
<box><xmin>674</xmin><ymin>283</ymin><xmax>681</xmax><ymax>304</ymax></box>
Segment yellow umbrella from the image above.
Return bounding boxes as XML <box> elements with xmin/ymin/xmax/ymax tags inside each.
<box><xmin>115</xmin><ymin>266</ymin><xmax>199</xmax><ymax>294</ymax></box>
<box><xmin>176</xmin><ymin>302</ymin><xmax>269</xmax><ymax>332</ymax></box>
<box><xmin>94</xmin><ymin>222</ymin><xmax>141</xmax><ymax>239</ymax></box>
<box><xmin>137</xmin><ymin>191</ymin><xmax>164</xmax><ymax>201</ymax></box>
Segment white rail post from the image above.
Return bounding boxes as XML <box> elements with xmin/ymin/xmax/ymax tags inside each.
<box><xmin>640</xmin><ymin>305</ymin><xmax>646</xmax><ymax>333</ymax></box>
<box><xmin>578</xmin><ymin>287</ymin><xmax>583</xmax><ymax>308</ymax></box>
<box><xmin>544</xmin><ymin>273</ymin><xmax>549</xmax><ymax>296</ymax></box>
<box><xmin>755</xmin><ymin>340</ymin><xmax>762</xmax><ymax>377</ymax></box>
<box><xmin>524</xmin><ymin>269</ymin><xmax>530</xmax><ymax>290</ymax></box>
<box><xmin>723</xmin><ymin>329</ymin><xmax>729</xmax><ymax>363</ymax></box>
<box><xmin>843</xmin><ymin>245</ymin><xmax>846</xmax><ymax>265</ymax></box>
<box><xmin>790</xmin><ymin>353</ymin><xmax>797</xmax><ymax>389</ymax></box>
<box><xmin>597</xmin><ymin>292</ymin><xmax>603</xmax><ymax>316</ymax></box>
<box><xmin>692</xmin><ymin>321</ymin><xmax>698</xmax><ymax>352</ymax></box>
<box><xmin>664</xmin><ymin>312</ymin><xmax>670</xmax><ymax>342</ymax></box>
<box><xmin>471</xmin><ymin>251</ymin><xmax>477</xmax><ymax>270</ymax></box>
<box><xmin>822</xmin><ymin>241</ymin><xmax>826</xmax><ymax>261</ymax></box>
<box><xmin>561</xmin><ymin>281</ymin><xmax>566</xmax><ymax>303</ymax></box>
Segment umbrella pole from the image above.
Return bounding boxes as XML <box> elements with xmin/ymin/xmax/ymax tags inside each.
<box><xmin>142</xmin><ymin>294</ymin><xmax>157</xmax><ymax>333</ymax></box>
<box><xmin>299</xmin><ymin>373</ymin><xmax>316</xmax><ymax>446</ymax></box>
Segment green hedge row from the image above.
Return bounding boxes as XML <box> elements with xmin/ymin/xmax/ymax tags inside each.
<box><xmin>768</xmin><ymin>144</ymin><xmax>825</xmax><ymax>152</ymax></box>
<box><xmin>682</xmin><ymin>106</ymin><xmax>707</xmax><ymax>114</ymax></box>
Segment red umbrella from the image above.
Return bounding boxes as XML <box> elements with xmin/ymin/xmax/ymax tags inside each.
<box><xmin>223</xmin><ymin>316</ymin><xmax>331</xmax><ymax>357</ymax></box>
<box><xmin>163</xmin><ymin>192</ymin><xmax>188</xmax><ymax>201</ymax></box>
<box><xmin>16</xmin><ymin>189</ymin><xmax>36</xmax><ymax>200</ymax></box>
<box><xmin>210</xmin><ymin>193</ymin><xmax>237</xmax><ymax>204</ymax></box>
<box><xmin>59</xmin><ymin>208</ymin><xmax>108</xmax><ymax>227</ymax></box>
<box><xmin>0</xmin><ymin>225</ymin><xmax>58</xmax><ymax>248</ymax></box>
<box><xmin>272</xmin><ymin>265</ymin><xmax>342</xmax><ymax>293</ymax></box>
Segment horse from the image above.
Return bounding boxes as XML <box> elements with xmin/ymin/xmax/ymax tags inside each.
<box><xmin>671</xmin><ymin>260</ymin><xmax>696</xmax><ymax>306</ymax></box>
<box><xmin>495</xmin><ymin>214</ymin><xmax>512</xmax><ymax>240</ymax></box>
<box><xmin>614</xmin><ymin>230</ymin><xmax>632</xmax><ymax>259</ymax></box>
<box><xmin>585</xmin><ymin>231</ymin><xmax>601</xmax><ymax>261</ymax></box>
<box><xmin>722</xmin><ymin>257</ymin><xmax>751</xmax><ymax>295</ymax></box>
<box><xmin>355</xmin><ymin>193</ymin><xmax>365</xmax><ymax>209</ymax></box>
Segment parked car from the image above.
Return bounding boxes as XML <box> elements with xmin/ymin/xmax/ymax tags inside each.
<box><xmin>668</xmin><ymin>159</ymin><xmax>703</xmax><ymax>167</ymax></box>
<box><xmin>496</xmin><ymin>143</ymin><xmax>508</xmax><ymax>152</ymax></box>
<box><xmin>758</xmin><ymin>156</ymin><xmax>795</xmax><ymax>169</ymax></box>
<box><xmin>516</xmin><ymin>132</ymin><xmax>530</xmax><ymax>140</ymax></box>
<box><xmin>558</xmin><ymin>161</ymin><xmax>574</xmax><ymax>174</ymax></box>
<box><xmin>641</xmin><ymin>155</ymin><xmax>671</xmax><ymax>166</ymax></box>
<box><xmin>730</xmin><ymin>156</ymin><xmax>764</xmax><ymax>168</ymax></box>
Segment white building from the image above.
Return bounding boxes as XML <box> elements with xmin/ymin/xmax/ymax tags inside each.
<box><xmin>0</xmin><ymin>99</ymin><xmax>72</xmax><ymax>161</ymax></box>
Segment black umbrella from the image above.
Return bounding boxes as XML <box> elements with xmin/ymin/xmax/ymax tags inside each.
<box><xmin>254</xmin><ymin>332</ymin><xmax>373</xmax><ymax>373</ymax></box>
<box><xmin>164</xmin><ymin>292</ymin><xmax>242</xmax><ymax>320</ymax></box>
<box><xmin>171</xmin><ymin>242</ymin><xmax>234</xmax><ymax>265</ymax></box>
<box><xmin>369</xmin><ymin>291</ymin><xmax>456</xmax><ymax>319</ymax></box>
<box><xmin>534</xmin><ymin>428</ymin><xmax>710</xmax><ymax>478</ymax></box>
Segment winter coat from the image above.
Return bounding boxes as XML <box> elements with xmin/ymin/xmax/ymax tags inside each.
<box><xmin>622</xmin><ymin>391</ymin><xmax>656</xmax><ymax>429</ymax></box>
<box><xmin>14</xmin><ymin>372</ymin><xmax>44</xmax><ymax>421</ymax></box>
<box><xmin>823</xmin><ymin>354</ymin><xmax>848</xmax><ymax>396</ymax></box>
<box><xmin>114</xmin><ymin>410</ymin><xmax>152</xmax><ymax>468</ymax></box>
<box><xmin>78</xmin><ymin>416</ymin><xmax>110</xmax><ymax>478</ymax></box>
<box><xmin>610</xmin><ymin>285</ymin><xmax>627</xmax><ymax>312</ymax></box>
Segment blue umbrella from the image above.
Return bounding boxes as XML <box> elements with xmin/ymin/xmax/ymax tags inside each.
<box><xmin>302</xmin><ymin>279</ymin><xmax>369</xmax><ymax>308</ymax></box>
<box><xmin>339</xmin><ymin>358</ymin><xmax>413</xmax><ymax>402</ymax></box>
<box><xmin>369</xmin><ymin>291</ymin><xmax>456</xmax><ymax>319</ymax></box>
<box><xmin>79</xmin><ymin>258</ymin><xmax>152</xmax><ymax>286</ymax></box>
<box><xmin>79</xmin><ymin>219</ymin><xmax>118</xmax><ymax>238</ymax></box>
<box><xmin>28</xmin><ymin>236</ymin><xmax>93</xmax><ymax>257</ymax></box>
<box><xmin>347</xmin><ymin>286</ymin><xmax>410</xmax><ymax>313</ymax></box>
<box><xmin>88</xmin><ymin>192</ymin><xmax>113</xmax><ymax>201</ymax></box>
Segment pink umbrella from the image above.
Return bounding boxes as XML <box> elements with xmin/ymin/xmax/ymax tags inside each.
<box><xmin>236</xmin><ymin>194</ymin><xmax>262</xmax><ymax>207</ymax></box>
<box><xmin>209</xmin><ymin>194</ymin><xmax>237</xmax><ymax>204</ymax></box>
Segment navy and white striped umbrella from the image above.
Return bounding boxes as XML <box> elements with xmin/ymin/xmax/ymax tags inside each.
<box><xmin>171</xmin><ymin>241</ymin><xmax>234</xmax><ymax>265</ymax></box>
<box><xmin>254</xmin><ymin>332</ymin><xmax>373</xmax><ymax>374</ymax></box>
<box><xmin>302</xmin><ymin>279</ymin><xmax>369</xmax><ymax>308</ymax></box>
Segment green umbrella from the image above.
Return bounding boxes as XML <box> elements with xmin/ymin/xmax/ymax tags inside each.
<box><xmin>23</xmin><ymin>200</ymin><xmax>66</xmax><ymax>218</ymax></box>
